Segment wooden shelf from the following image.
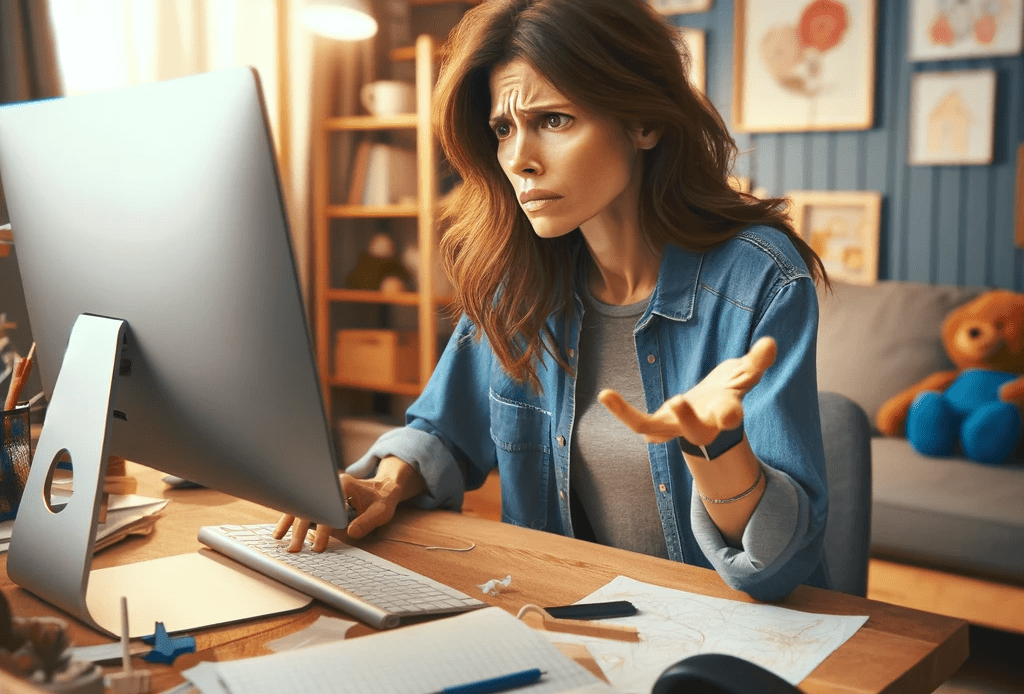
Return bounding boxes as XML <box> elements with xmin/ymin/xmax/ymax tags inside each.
<box><xmin>326</xmin><ymin>288</ymin><xmax>453</xmax><ymax>306</ymax></box>
<box><xmin>326</xmin><ymin>114</ymin><xmax>418</xmax><ymax>131</ymax></box>
<box><xmin>313</xmin><ymin>34</ymin><xmax>444</xmax><ymax>424</ymax></box>
<box><xmin>327</xmin><ymin>376</ymin><xmax>424</xmax><ymax>397</ymax></box>
<box><xmin>327</xmin><ymin>204</ymin><xmax>419</xmax><ymax>218</ymax></box>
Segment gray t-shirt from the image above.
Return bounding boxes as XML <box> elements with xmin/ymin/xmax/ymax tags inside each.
<box><xmin>570</xmin><ymin>283</ymin><xmax>669</xmax><ymax>559</ymax></box>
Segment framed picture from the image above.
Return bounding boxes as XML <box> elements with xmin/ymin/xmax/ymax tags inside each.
<box><xmin>787</xmin><ymin>190</ymin><xmax>882</xmax><ymax>285</ymax></box>
<box><xmin>908</xmin><ymin>69</ymin><xmax>996</xmax><ymax>166</ymax></box>
<box><xmin>678</xmin><ymin>27</ymin><xmax>706</xmax><ymax>93</ymax></box>
<box><xmin>909</xmin><ymin>0</ymin><xmax>1023</xmax><ymax>61</ymax></box>
<box><xmin>733</xmin><ymin>0</ymin><xmax>877</xmax><ymax>132</ymax></box>
<box><xmin>649</xmin><ymin>0</ymin><xmax>712</xmax><ymax>14</ymax></box>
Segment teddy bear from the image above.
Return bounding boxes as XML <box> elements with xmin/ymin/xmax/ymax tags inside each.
<box><xmin>875</xmin><ymin>289</ymin><xmax>1024</xmax><ymax>465</ymax></box>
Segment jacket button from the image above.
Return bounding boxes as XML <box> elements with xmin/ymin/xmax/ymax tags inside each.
<box><xmin>557</xmin><ymin>436</ymin><xmax>566</xmax><ymax>447</ymax></box>
<box><xmin>659</xmin><ymin>483</ymin><xmax>667</xmax><ymax>492</ymax></box>
<box><xmin>647</xmin><ymin>354</ymin><xmax>656</xmax><ymax>363</ymax></box>
<box><xmin>559</xmin><ymin>489</ymin><xmax>566</xmax><ymax>500</ymax></box>
<box><xmin>568</xmin><ymin>348</ymin><xmax>576</xmax><ymax>359</ymax></box>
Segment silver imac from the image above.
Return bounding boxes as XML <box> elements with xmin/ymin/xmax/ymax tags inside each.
<box><xmin>0</xmin><ymin>68</ymin><xmax>346</xmax><ymax>635</ymax></box>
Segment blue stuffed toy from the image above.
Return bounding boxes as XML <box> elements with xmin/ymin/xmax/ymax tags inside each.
<box><xmin>875</xmin><ymin>290</ymin><xmax>1024</xmax><ymax>466</ymax></box>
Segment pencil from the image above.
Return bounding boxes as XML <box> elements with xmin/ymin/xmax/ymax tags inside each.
<box><xmin>4</xmin><ymin>342</ymin><xmax>35</xmax><ymax>410</ymax></box>
<box><xmin>436</xmin><ymin>668</ymin><xmax>544</xmax><ymax>694</ymax></box>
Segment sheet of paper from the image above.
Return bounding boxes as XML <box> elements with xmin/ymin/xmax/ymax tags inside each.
<box><xmin>184</xmin><ymin>607</ymin><xmax>615</xmax><ymax>694</ymax></box>
<box><xmin>266</xmin><ymin>616</ymin><xmax>356</xmax><ymax>653</ymax></box>
<box><xmin>543</xmin><ymin>575</ymin><xmax>868</xmax><ymax>693</ymax></box>
<box><xmin>0</xmin><ymin>493</ymin><xmax>167</xmax><ymax>551</ymax></box>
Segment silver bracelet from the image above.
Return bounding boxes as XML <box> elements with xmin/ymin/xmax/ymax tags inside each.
<box><xmin>698</xmin><ymin>468</ymin><xmax>764</xmax><ymax>504</ymax></box>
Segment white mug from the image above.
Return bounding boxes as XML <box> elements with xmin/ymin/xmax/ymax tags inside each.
<box><xmin>360</xmin><ymin>80</ymin><xmax>415</xmax><ymax>116</ymax></box>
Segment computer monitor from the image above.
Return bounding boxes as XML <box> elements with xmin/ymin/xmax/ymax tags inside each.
<box><xmin>0</xmin><ymin>68</ymin><xmax>348</xmax><ymax>634</ymax></box>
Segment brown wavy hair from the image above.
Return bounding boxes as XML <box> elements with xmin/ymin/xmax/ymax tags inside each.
<box><xmin>433</xmin><ymin>0</ymin><xmax>827</xmax><ymax>392</ymax></box>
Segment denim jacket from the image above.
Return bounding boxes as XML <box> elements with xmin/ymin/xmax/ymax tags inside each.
<box><xmin>350</xmin><ymin>225</ymin><xmax>831</xmax><ymax>601</ymax></box>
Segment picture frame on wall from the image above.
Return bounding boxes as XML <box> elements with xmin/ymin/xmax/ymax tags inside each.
<box><xmin>677</xmin><ymin>27</ymin><xmax>706</xmax><ymax>93</ymax></box>
<box><xmin>786</xmin><ymin>190</ymin><xmax>882</xmax><ymax>285</ymax></box>
<box><xmin>909</xmin><ymin>0</ymin><xmax>1023</xmax><ymax>61</ymax></box>
<box><xmin>908</xmin><ymin>69</ymin><xmax>996</xmax><ymax>166</ymax></box>
<box><xmin>649</xmin><ymin>0</ymin><xmax>712</xmax><ymax>15</ymax></box>
<box><xmin>733</xmin><ymin>0</ymin><xmax>877</xmax><ymax>132</ymax></box>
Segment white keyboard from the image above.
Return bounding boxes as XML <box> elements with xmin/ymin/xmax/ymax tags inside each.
<box><xmin>198</xmin><ymin>523</ymin><xmax>486</xmax><ymax>629</ymax></box>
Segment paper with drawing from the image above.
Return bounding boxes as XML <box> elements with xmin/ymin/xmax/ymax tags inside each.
<box><xmin>546</xmin><ymin>575</ymin><xmax>868</xmax><ymax>693</ymax></box>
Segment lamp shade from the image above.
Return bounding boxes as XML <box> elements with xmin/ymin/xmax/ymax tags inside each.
<box><xmin>302</xmin><ymin>0</ymin><xmax>378</xmax><ymax>41</ymax></box>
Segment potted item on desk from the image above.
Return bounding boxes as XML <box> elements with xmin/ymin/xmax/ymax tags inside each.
<box><xmin>0</xmin><ymin>592</ymin><xmax>104</xmax><ymax>693</ymax></box>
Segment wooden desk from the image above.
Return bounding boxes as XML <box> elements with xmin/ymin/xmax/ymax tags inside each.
<box><xmin>1</xmin><ymin>463</ymin><xmax>968</xmax><ymax>694</ymax></box>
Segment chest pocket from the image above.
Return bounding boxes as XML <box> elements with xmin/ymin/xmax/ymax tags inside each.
<box><xmin>489</xmin><ymin>389</ymin><xmax>552</xmax><ymax>529</ymax></box>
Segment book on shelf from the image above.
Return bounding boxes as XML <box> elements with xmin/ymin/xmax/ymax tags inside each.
<box><xmin>348</xmin><ymin>136</ymin><xmax>373</xmax><ymax>205</ymax></box>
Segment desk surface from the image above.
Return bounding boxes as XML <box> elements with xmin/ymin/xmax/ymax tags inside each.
<box><xmin>0</xmin><ymin>463</ymin><xmax>968</xmax><ymax>694</ymax></box>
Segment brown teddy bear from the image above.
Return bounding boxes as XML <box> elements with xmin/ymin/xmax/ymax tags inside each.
<box><xmin>875</xmin><ymin>289</ymin><xmax>1024</xmax><ymax>465</ymax></box>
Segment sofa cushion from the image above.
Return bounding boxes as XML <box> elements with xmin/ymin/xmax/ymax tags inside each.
<box><xmin>871</xmin><ymin>437</ymin><xmax>1024</xmax><ymax>579</ymax></box>
<box><xmin>816</xmin><ymin>280</ymin><xmax>988</xmax><ymax>432</ymax></box>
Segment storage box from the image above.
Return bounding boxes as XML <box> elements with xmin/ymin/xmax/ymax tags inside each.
<box><xmin>334</xmin><ymin>329</ymin><xmax>419</xmax><ymax>386</ymax></box>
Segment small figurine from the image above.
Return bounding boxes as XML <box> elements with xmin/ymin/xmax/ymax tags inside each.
<box><xmin>345</xmin><ymin>233</ymin><xmax>410</xmax><ymax>292</ymax></box>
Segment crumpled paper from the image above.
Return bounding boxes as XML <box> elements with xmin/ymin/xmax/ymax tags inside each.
<box><xmin>477</xmin><ymin>574</ymin><xmax>512</xmax><ymax>596</ymax></box>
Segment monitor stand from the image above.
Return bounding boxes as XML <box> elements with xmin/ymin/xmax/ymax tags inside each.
<box><xmin>7</xmin><ymin>314</ymin><xmax>311</xmax><ymax>638</ymax></box>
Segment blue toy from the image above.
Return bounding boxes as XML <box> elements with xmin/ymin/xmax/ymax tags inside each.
<box><xmin>906</xmin><ymin>369</ymin><xmax>1021</xmax><ymax>465</ymax></box>
<box><xmin>875</xmin><ymin>290</ymin><xmax>1024</xmax><ymax>466</ymax></box>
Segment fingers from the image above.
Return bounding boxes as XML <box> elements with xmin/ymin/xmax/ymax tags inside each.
<box><xmin>346</xmin><ymin>504</ymin><xmax>387</xmax><ymax>540</ymax></box>
<box><xmin>598</xmin><ymin>389</ymin><xmax>645</xmax><ymax>430</ymax></box>
<box><xmin>272</xmin><ymin>514</ymin><xmax>295</xmax><ymax>540</ymax></box>
<box><xmin>287</xmin><ymin>517</ymin><xmax>311</xmax><ymax>553</ymax></box>
<box><xmin>312</xmin><ymin>523</ymin><xmax>332</xmax><ymax>552</ymax></box>
<box><xmin>749</xmin><ymin>336</ymin><xmax>777</xmax><ymax>369</ymax></box>
<box><xmin>599</xmin><ymin>389</ymin><xmax>678</xmax><ymax>443</ymax></box>
<box><xmin>340</xmin><ymin>475</ymin><xmax>397</xmax><ymax>540</ymax></box>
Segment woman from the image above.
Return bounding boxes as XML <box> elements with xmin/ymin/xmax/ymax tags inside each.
<box><xmin>280</xmin><ymin>0</ymin><xmax>832</xmax><ymax>601</ymax></box>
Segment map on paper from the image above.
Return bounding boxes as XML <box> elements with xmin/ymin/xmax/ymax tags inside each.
<box><xmin>546</xmin><ymin>575</ymin><xmax>868</xmax><ymax>693</ymax></box>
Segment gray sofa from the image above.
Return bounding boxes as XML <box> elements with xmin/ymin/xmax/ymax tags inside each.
<box><xmin>816</xmin><ymin>280</ymin><xmax>1024</xmax><ymax>628</ymax></box>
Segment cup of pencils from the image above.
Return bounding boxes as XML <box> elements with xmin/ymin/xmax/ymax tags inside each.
<box><xmin>2</xmin><ymin>343</ymin><xmax>35</xmax><ymax>521</ymax></box>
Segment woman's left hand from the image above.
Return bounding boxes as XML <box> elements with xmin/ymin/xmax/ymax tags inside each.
<box><xmin>599</xmin><ymin>336</ymin><xmax>777</xmax><ymax>445</ymax></box>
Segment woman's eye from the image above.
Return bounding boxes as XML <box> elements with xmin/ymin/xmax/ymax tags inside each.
<box><xmin>543</xmin><ymin>114</ymin><xmax>569</xmax><ymax>129</ymax></box>
<box><xmin>493</xmin><ymin>123</ymin><xmax>511</xmax><ymax>138</ymax></box>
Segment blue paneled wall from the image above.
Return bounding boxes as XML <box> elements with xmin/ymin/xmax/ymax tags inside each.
<box><xmin>671</xmin><ymin>0</ymin><xmax>1024</xmax><ymax>290</ymax></box>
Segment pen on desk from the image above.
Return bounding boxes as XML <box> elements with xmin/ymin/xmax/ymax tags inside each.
<box><xmin>436</xmin><ymin>667</ymin><xmax>544</xmax><ymax>694</ymax></box>
<box><xmin>4</xmin><ymin>341</ymin><xmax>35</xmax><ymax>410</ymax></box>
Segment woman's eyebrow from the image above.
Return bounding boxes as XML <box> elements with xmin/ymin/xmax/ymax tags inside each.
<box><xmin>489</xmin><ymin>101</ymin><xmax>574</xmax><ymax>123</ymax></box>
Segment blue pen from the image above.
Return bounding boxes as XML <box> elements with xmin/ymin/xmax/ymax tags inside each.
<box><xmin>437</xmin><ymin>667</ymin><xmax>544</xmax><ymax>694</ymax></box>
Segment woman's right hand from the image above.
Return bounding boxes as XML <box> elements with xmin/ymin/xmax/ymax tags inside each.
<box><xmin>272</xmin><ymin>456</ymin><xmax>427</xmax><ymax>552</ymax></box>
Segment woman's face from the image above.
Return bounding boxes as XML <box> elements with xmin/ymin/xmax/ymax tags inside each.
<box><xmin>488</xmin><ymin>59</ymin><xmax>649</xmax><ymax>239</ymax></box>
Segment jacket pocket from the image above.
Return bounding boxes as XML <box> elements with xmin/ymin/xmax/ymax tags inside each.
<box><xmin>489</xmin><ymin>390</ymin><xmax>551</xmax><ymax>529</ymax></box>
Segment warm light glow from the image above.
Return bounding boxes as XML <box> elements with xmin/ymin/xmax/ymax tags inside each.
<box><xmin>301</xmin><ymin>0</ymin><xmax>377</xmax><ymax>40</ymax></box>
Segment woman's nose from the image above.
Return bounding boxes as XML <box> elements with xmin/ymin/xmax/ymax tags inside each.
<box><xmin>505</xmin><ymin>133</ymin><xmax>541</xmax><ymax>177</ymax></box>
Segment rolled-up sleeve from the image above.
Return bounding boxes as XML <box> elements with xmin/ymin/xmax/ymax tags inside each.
<box><xmin>347</xmin><ymin>314</ymin><xmax>498</xmax><ymax>511</ymax></box>
<box><xmin>691</xmin><ymin>273</ymin><xmax>829</xmax><ymax>601</ymax></box>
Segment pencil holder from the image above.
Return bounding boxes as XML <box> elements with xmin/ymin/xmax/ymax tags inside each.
<box><xmin>0</xmin><ymin>403</ymin><xmax>31</xmax><ymax>522</ymax></box>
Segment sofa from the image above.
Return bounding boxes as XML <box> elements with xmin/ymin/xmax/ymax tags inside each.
<box><xmin>816</xmin><ymin>280</ymin><xmax>1024</xmax><ymax>633</ymax></box>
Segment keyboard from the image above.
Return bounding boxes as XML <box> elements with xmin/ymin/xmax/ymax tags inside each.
<box><xmin>198</xmin><ymin>523</ymin><xmax>486</xmax><ymax>629</ymax></box>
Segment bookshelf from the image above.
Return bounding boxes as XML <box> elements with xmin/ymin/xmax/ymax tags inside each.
<box><xmin>311</xmin><ymin>34</ymin><xmax>448</xmax><ymax>429</ymax></box>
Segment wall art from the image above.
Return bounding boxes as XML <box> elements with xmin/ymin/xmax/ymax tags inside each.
<box><xmin>787</xmin><ymin>190</ymin><xmax>883</xmax><ymax>285</ymax></box>
<box><xmin>733</xmin><ymin>0</ymin><xmax>877</xmax><ymax>132</ymax></box>
<box><xmin>909</xmin><ymin>0</ymin><xmax>1023</xmax><ymax>61</ymax></box>
<box><xmin>909</xmin><ymin>69</ymin><xmax>996</xmax><ymax>166</ymax></box>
